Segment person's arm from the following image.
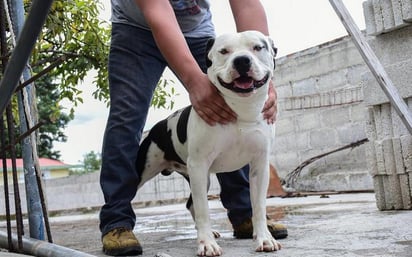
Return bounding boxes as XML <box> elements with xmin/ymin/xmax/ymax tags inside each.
<box><xmin>135</xmin><ymin>0</ymin><xmax>236</xmax><ymax>126</ymax></box>
<box><xmin>229</xmin><ymin>0</ymin><xmax>269</xmax><ymax>35</ymax></box>
<box><xmin>229</xmin><ymin>0</ymin><xmax>277</xmax><ymax>124</ymax></box>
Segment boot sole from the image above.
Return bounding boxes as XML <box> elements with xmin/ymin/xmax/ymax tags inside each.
<box><xmin>234</xmin><ymin>230</ymin><xmax>288</xmax><ymax>240</ymax></box>
<box><xmin>103</xmin><ymin>245</ymin><xmax>143</xmax><ymax>256</ymax></box>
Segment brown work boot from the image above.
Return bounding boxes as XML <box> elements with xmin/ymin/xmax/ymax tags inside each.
<box><xmin>102</xmin><ymin>227</ymin><xmax>143</xmax><ymax>256</ymax></box>
<box><xmin>233</xmin><ymin>217</ymin><xmax>288</xmax><ymax>239</ymax></box>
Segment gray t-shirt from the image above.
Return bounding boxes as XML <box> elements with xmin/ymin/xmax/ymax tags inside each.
<box><xmin>111</xmin><ymin>0</ymin><xmax>215</xmax><ymax>38</ymax></box>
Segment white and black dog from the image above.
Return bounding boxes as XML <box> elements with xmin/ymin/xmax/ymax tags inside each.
<box><xmin>136</xmin><ymin>31</ymin><xmax>280</xmax><ymax>256</ymax></box>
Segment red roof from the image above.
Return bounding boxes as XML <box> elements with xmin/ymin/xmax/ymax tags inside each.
<box><xmin>0</xmin><ymin>158</ymin><xmax>69</xmax><ymax>169</ymax></box>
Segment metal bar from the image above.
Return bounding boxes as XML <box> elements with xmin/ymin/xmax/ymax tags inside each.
<box><xmin>35</xmin><ymin>162</ymin><xmax>54</xmax><ymax>243</ymax></box>
<box><xmin>0</xmin><ymin>0</ymin><xmax>54</xmax><ymax>114</ymax></box>
<box><xmin>15</xmin><ymin>55</ymin><xmax>67</xmax><ymax>92</ymax></box>
<box><xmin>0</xmin><ymin>0</ymin><xmax>13</xmax><ymax>251</ymax></box>
<box><xmin>0</xmin><ymin>231</ymin><xmax>97</xmax><ymax>257</ymax></box>
<box><xmin>1</xmin><ymin>116</ymin><xmax>13</xmax><ymax>252</ymax></box>
<box><xmin>10</xmin><ymin>0</ymin><xmax>45</xmax><ymax>241</ymax></box>
<box><xmin>329</xmin><ymin>0</ymin><xmax>412</xmax><ymax>134</ymax></box>
<box><xmin>0</xmin><ymin>120</ymin><xmax>45</xmax><ymax>156</ymax></box>
<box><xmin>6</xmin><ymin>107</ymin><xmax>24</xmax><ymax>251</ymax></box>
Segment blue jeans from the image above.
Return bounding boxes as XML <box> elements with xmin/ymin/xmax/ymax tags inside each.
<box><xmin>99</xmin><ymin>23</ymin><xmax>252</xmax><ymax>236</ymax></box>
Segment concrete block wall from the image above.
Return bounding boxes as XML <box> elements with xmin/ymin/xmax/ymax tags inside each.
<box><xmin>0</xmin><ymin>171</ymin><xmax>221</xmax><ymax>215</ymax></box>
<box><xmin>272</xmin><ymin>36</ymin><xmax>372</xmax><ymax>191</ymax></box>
<box><xmin>273</xmin><ymin>19</ymin><xmax>412</xmax><ymax>193</ymax></box>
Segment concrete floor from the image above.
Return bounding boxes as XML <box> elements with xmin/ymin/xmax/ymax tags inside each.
<box><xmin>1</xmin><ymin>193</ymin><xmax>412</xmax><ymax>257</ymax></box>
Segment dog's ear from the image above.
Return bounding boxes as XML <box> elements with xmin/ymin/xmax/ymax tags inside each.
<box><xmin>268</xmin><ymin>37</ymin><xmax>278</xmax><ymax>71</ymax></box>
<box><xmin>205</xmin><ymin>38</ymin><xmax>215</xmax><ymax>68</ymax></box>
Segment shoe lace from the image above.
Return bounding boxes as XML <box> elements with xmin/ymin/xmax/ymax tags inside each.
<box><xmin>112</xmin><ymin>227</ymin><xmax>129</xmax><ymax>238</ymax></box>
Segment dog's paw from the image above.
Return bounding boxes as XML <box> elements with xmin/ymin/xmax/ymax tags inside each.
<box><xmin>254</xmin><ymin>236</ymin><xmax>281</xmax><ymax>252</ymax></box>
<box><xmin>212</xmin><ymin>230</ymin><xmax>221</xmax><ymax>238</ymax></box>
<box><xmin>197</xmin><ymin>238</ymin><xmax>222</xmax><ymax>256</ymax></box>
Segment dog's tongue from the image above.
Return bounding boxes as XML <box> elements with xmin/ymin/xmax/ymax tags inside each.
<box><xmin>234</xmin><ymin>77</ymin><xmax>254</xmax><ymax>89</ymax></box>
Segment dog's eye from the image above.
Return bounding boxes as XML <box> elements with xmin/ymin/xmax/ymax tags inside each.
<box><xmin>253</xmin><ymin>45</ymin><xmax>265</xmax><ymax>51</ymax></box>
<box><xmin>219</xmin><ymin>48</ymin><xmax>229</xmax><ymax>55</ymax></box>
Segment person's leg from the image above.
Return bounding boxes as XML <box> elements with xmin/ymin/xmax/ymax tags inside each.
<box><xmin>99</xmin><ymin>24</ymin><xmax>166</xmax><ymax>236</ymax></box>
<box><xmin>217</xmin><ymin>167</ymin><xmax>253</xmax><ymax>225</ymax></box>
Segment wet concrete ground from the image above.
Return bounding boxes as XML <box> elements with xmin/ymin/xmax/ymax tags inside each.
<box><xmin>2</xmin><ymin>193</ymin><xmax>412</xmax><ymax>257</ymax></box>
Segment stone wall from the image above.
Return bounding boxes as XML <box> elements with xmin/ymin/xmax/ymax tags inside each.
<box><xmin>271</xmin><ymin>1</ymin><xmax>412</xmax><ymax>192</ymax></box>
<box><xmin>0</xmin><ymin>171</ymin><xmax>221</xmax><ymax>215</ymax></box>
<box><xmin>272</xmin><ymin>35</ymin><xmax>372</xmax><ymax>191</ymax></box>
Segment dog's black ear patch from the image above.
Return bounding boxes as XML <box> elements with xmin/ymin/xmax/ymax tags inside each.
<box><xmin>269</xmin><ymin>38</ymin><xmax>278</xmax><ymax>71</ymax></box>
<box><xmin>273</xmin><ymin>47</ymin><xmax>278</xmax><ymax>71</ymax></box>
<box><xmin>136</xmin><ymin>135</ymin><xmax>151</xmax><ymax>181</ymax></box>
<box><xmin>205</xmin><ymin>38</ymin><xmax>215</xmax><ymax>68</ymax></box>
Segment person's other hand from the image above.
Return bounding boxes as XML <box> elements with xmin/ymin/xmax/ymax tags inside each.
<box><xmin>262</xmin><ymin>81</ymin><xmax>277</xmax><ymax>124</ymax></box>
<box><xmin>188</xmin><ymin>74</ymin><xmax>237</xmax><ymax>126</ymax></box>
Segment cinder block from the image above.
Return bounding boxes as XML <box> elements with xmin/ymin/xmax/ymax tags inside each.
<box><xmin>400</xmin><ymin>135</ymin><xmax>412</xmax><ymax>173</ymax></box>
<box><xmin>382</xmin><ymin>0</ymin><xmax>396</xmax><ymax>31</ymax></box>
<box><xmin>363</xmin><ymin>58</ymin><xmax>412</xmax><ymax>107</ymax></box>
<box><xmin>275</xmin><ymin>116</ymin><xmax>295</xmax><ymax>135</ymax></box>
<box><xmin>382</xmin><ymin>138</ymin><xmax>396</xmax><ymax>174</ymax></box>
<box><xmin>309</xmin><ymin>128</ymin><xmax>337</xmax><ymax>149</ymax></box>
<box><xmin>296</xmin><ymin>112</ymin><xmax>320</xmax><ymax>131</ymax></box>
<box><xmin>373</xmin><ymin>0</ymin><xmax>385</xmax><ymax>33</ymax></box>
<box><xmin>373</xmin><ymin>175</ymin><xmax>386</xmax><ymax>209</ymax></box>
<box><xmin>389</xmin><ymin>173</ymin><xmax>404</xmax><ymax>209</ymax></box>
<box><xmin>399</xmin><ymin>174</ymin><xmax>412</xmax><ymax>208</ymax></box>
<box><xmin>321</xmin><ymin>106</ymin><xmax>350</xmax><ymax>127</ymax></box>
<box><xmin>402</xmin><ymin>0</ymin><xmax>412</xmax><ymax>21</ymax></box>
<box><xmin>391</xmin><ymin>0</ymin><xmax>406</xmax><ymax>26</ymax></box>
<box><xmin>364</xmin><ymin>0</ymin><xmax>378</xmax><ymax>35</ymax></box>
<box><xmin>392</xmin><ymin>138</ymin><xmax>406</xmax><ymax>174</ymax></box>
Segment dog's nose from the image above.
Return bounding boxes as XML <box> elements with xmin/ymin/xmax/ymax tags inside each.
<box><xmin>233</xmin><ymin>56</ymin><xmax>251</xmax><ymax>75</ymax></box>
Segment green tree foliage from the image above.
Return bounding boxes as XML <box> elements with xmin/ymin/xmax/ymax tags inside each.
<box><xmin>82</xmin><ymin>150</ymin><xmax>101</xmax><ymax>173</ymax></box>
<box><xmin>31</xmin><ymin>0</ymin><xmax>111</xmax><ymax>113</ymax></box>
<box><xmin>36</xmin><ymin>79</ymin><xmax>71</xmax><ymax>159</ymax></box>
<box><xmin>31</xmin><ymin>0</ymin><xmax>177</xmax><ymax>113</ymax></box>
<box><xmin>69</xmin><ymin>150</ymin><xmax>101</xmax><ymax>175</ymax></box>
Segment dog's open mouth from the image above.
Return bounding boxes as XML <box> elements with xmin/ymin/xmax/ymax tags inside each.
<box><xmin>218</xmin><ymin>73</ymin><xmax>269</xmax><ymax>94</ymax></box>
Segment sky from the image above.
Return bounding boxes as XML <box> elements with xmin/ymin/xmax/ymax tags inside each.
<box><xmin>54</xmin><ymin>0</ymin><xmax>366</xmax><ymax>165</ymax></box>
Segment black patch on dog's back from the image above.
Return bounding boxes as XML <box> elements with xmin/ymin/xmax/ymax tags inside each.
<box><xmin>176</xmin><ymin>106</ymin><xmax>191</xmax><ymax>144</ymax></box>
<box><xmin>151</xmin><ymin>120</ymin><xmax>185</xmax><ymax>164</ymax></box>
<box><xmin>136</xmin><ymin>107</ymin><xmax>193</xmax><ymax>176</ymax></box>
<box><xmin>136</xmin><ymin>135</ymin><xmax>152</xmax><ymax>176</ymax></box>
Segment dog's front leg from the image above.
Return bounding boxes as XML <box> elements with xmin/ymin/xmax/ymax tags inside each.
<box><xmin>188</xmin><ymin>159</ymin><xmax>222</xmax><ymax>256</ymax></box>
<box><xmin>250</xmin><ymin>159</ymin><xmax>281</xmax><ymax>252</ymax></box>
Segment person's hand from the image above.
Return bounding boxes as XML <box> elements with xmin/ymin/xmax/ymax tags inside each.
<box><xmin>261</xmin><ymin>81</ymin><xmax>277</xmax><ymax>124</ymax></box>
<box><xmin>188</xmin><ymin>74</ymin><xmax>237</xmax><ymax>126</ymax></box>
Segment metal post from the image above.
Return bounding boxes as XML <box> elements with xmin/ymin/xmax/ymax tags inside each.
<box><xmin>0</xmin><ymin>231</ymin><xmax>97</xmax><ymax>257</ymax></box>
<box><xmin>9</xmin><ymin>0</ymin><xmax>45</xmax><ymax>241</ymax></box>
<box><xmin>0</xmin><ymin>0</ymin><xmax>54</xmax><ymax>114</ymax></box>
<box><xmin>1</xmin><ymin>0</ymin><xmax>56</xmax><ymax>243</ymax></box>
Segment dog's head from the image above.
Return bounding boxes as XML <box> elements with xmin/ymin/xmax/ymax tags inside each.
<box><xmin>206</xmin><ymin>31</ymin><xmax>277</xmax><ymax>97</ymax></box>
